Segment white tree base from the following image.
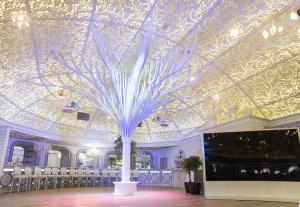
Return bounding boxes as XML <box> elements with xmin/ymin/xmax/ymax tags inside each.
<box><xmin>113</xmin><ymin>181</ymin><xmax>138</xmax><ymax>196</ymax></box>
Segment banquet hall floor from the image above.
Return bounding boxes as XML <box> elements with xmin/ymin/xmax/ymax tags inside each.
<box><xmin>0</xmin><ymin>186</ymin><xmax>297</xmax><ymax>207</ymax></box>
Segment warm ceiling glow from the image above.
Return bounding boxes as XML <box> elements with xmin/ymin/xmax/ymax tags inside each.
<box><xmin>229</xmin><ymin>29</ymin><xmax>239</xmax><ymax>37</ymax></box>
<box><xmin>270</xmin><ymin>25</ymin><xmax>277</xmax><ymax>36</ymax></box>
<box><xmin>11</xmin><ymin>11</ymin><xmax>30</xmax><ymax>29</ymax></box>
<box><xmin>290</xmin><ymin>12</ymin><xmax>298</xmax><ymax>20</ymax></box>
<box><xmin>277</xmin><ymin>26</ymin><xmax>284</xmax><ymax>32</ymax></box>
<box><xmin>262</xmin><ymin>30</ymin><xmax>269</xmax><ymax>39</ymax></box>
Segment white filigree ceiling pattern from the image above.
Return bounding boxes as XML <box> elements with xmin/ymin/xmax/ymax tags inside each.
<box><xmin>0</xmin><ymin>0</ymin><xmax>299</xmax><ymax>143</ymax></box>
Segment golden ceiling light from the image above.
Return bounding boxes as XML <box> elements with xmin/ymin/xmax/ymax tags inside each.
<box><xmin>229</xmin><ymin>28</ymin><xmax>239</xmax><ymax>37</ymax></box>
<box><xmin>270</xmin><ymin>25</ymin><xmax>277</xmax><ymax>36</ymax></box>
<box><xmin>277</xmin><ymin>26</ymin><xmax>284</xmax><ymax>32</ymax></box>
<box><xmin>262</xmin><ymin>30</ymin><xmax>269</xmax><ymax>39</ymax></box>
<box><xmin>290</xmin><ymin>12</ymin><xmax>298</xmax><ymax>20</ymax></box>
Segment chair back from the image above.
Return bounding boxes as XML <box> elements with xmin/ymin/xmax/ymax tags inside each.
<box><xmin>52</xmin><ymin>168</ymin><xmax>58</xmax><ymax>175</ymax></box>
<box><xmin>132</xmin><ymin>169</ymin><xmax>139</xmax><ymax>178</ymax></box>
<box><xmin>60</xmin><ymin>168</ymin><xmax>67</xmax><ymax>175</ymax></box>
<box><xmin>94</xmin><ymin>169</ymin><xmax>100</xmax><ymax>176</ymax></box>
<box><xmin>77</xmin><ymin>168</ymin><xmax>84</xmax><ymax>175</ymax></box>
<box><xmin>110</xmin><ymin>169</ymin><xmax>116</xmax><ymax>177</ymax></box>
<box><xmin>24</xmin><ymin>167</ymin><xmax>32</xmax><ymax>176</ymax></box>
<box><xmin>69</xmin><ymin>168</ymin><xmax>76</xmax><ymax>176</ymax></box>
<box><xmin>44</xmin><ymin>167</ymin><xmax>52</xmax><ymax>175</ymax></box>
<box><xmin>102</xmin><ymin>169</ymin><xmax>109</xmax><ymax>178</ymax></box>
<box><xmin>34</xmin><ymin>166</ymin><xmax>42</xmax><ymax>175</ymax></box>
<box><xmin>13</xmin><ymin>167</ymin><xmax>22</xmax><ymax>176</ymax></box>
<box><xmin>85</xmin><ymin>168</ymin><xmax>91</xmax><ymax>176</ymax></box>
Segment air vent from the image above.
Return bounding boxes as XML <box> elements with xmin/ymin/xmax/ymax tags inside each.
<box><xmin>77</xmin><ymin>112</ymin><xmax>90</xmax><ymax>121</ymax></box>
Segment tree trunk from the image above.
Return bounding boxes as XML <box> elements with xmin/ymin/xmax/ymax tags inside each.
<box><xmin>121</xmin><ymin>137</ymin><xmax>131</xmax><ymax>182</ymax></box>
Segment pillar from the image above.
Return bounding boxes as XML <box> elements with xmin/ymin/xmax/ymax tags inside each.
<box><xmin>0</xmin><ymin>126</ymin><xmax>10</xmax><ymax>174</ymax></box>
<box><xmin>121</xmin><ymin>137</ymin><xmax>131</xmax><ymax>182</ymax></box>
<box><xmin>34</xmin><ymin>142</ymin><xmax>51</xmax><ymax>167</ymax></box>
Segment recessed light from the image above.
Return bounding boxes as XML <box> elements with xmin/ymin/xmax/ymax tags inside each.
<box><xmin>262</xmin><ymin>30</ymin><xmax>269</xmax><ymax>39</ymax></box>
<box><xmin>107</xmin><ymin>116</ymin><xmax>111</xmax><ymax>120</ymax></box>
<box><xmin>189</xmin><ymin>76</ymin><xmax>195</xmax><ymax>81</ymax></box>
<box><xmin>229</xmin><ymin>29</ymin><xmax>239</xmax><ymax>37</ymax></box>
<box><xmin>270</xmin><ymin>25</ymin><xmax>277</xmax><ymax>36</ymax></box>
<box><xmin>290</xmin><ymin>12</ymin><xmax>298</xmax><ymax>20</ymax></box>
<box><xmin>277</xmin><ymin>26</ymin><xmax>284</xmax><ymax>32</ymax></box>
<box><xmin>212</xmin><ymin>94</ymin><xmax>220</xmax><ymax>102</ymax></box>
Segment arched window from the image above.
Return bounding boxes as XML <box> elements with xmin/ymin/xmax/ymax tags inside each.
<box><xmin>47</xmin><ymin>150</ymin><xmax>62</xmax><ymax>167</ymax></box>
<box><xmin>78</xmin><ymin>151</ymin><xmax>94</xmax><ymax>168</ymax></box>
<box><xmin>11</xmin><ymin>146</ymin><xmax>24</xmax><ymax>165</ymax></box>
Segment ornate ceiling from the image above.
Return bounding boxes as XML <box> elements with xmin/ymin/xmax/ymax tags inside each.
<box><xmin>0</xmin><ymin>0</ymin><xmax>299</xmax><ymax>143</ymax></box>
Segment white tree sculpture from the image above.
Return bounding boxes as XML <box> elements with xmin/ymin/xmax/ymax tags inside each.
<box><xmin>34</xmin><ymin>21</ymin><xmax>197</xmax><ymax>194</ymax></box>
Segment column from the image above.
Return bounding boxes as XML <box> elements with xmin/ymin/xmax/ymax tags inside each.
<box><xmin>121</xmin><ymin>137</ymin><xmax>131</xmax><ymax>182</ymax></box>
<box><xmin>0</xmin><ymin>126</ymin><xmax>10</xmax><ymax>174</ymax></box>
<box><xmin>34</xmin><ymin>142</ymin><xmax>51</xmax><ymax>167</ymax></box>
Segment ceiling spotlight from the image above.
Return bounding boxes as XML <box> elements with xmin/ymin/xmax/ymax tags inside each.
<box><xmin>277</xmin><ymin>26</ymin><xmax>284</xmax><ymax>32</ymax></box>
<box><xmin>212</xmin><ymin>94</ymin><xmax>221</xmax><ymax>102</ymax></box>
<box><xmin>189</xmin><ymin>76</ymin><xmax>195</xmax><ymax>81</ymax></box>
<box><xmin>107</xmin><ymin>116</ymin><xmax>111</xmax><ymax>120</ymax></box>
<box><xmin>270</xmin><ymin>25</ymin><xmax>277</xmax><ymax>36</ymax></box>
<box><xmin>229</xmin><ymin>29</ymin><xmax>239</xmax><ymax>37</ymax></box>
<box><xmin>290</xmin><ymin>12</ymin><xmax>298</xmax><ymax>20</ymax></box>
<box><xmin>262</xmin><ymin>30</ymin><xmax>269</xmax><ymax>39</ymax></box>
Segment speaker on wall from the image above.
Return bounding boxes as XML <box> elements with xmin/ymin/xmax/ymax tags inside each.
<box><xmin>77</xmin><ymin>112</ymin><xmax>90</xmax><ymax>121</ymax></box>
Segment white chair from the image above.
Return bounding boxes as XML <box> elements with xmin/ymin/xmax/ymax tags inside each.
<box><xmin>77</xmin><ymin>168</ymin><xmax>84</xmax><ymax>187</ymax></box>
<box><xmin>10</xmin><ymin>167</ymin><xmax>31</xmax><ymax>193</ymax></box>
<box><xmin>47</xmin><ymin>168</ymin><xmax>59</xmax><ymax>188</ymax></box>
<box><xmin>101</xmin><ymin>169</ymin><xmax>110</xmax><ymax>186</ymax></box>
<box><xmin>39</xmin><ymin>167</ymin><xmax>52</xmax><ymax>189</ymax></box>
<box><xmin>58</xmin><ymin>167</ymin><xmax>69</xmax><ymax>188</ymax></box>
<box><xmin>132</xmin><ymin>169</ymin><xmax>139</xmax><ymax>182</ymax></box>
<box><xmin>85</xmin><ymin>168</ymin><xmax>93</xmax><ymax>187</ymax></box>
<box><xmin>93</xmin><ymin>169</ymin><xmax>102</xmax><ymax>187</ymax></box>
<box><xmin>69</xmin><ymin>168</ymin><xmax>78</xmax><ymax>187</ymax></box>
<box><xmin>29</xmin><ymin>166</ymin><xmax>42</xmax><ymax>191</ymax></box>
<box><xmin>110</xmin><ymin>169</ymin><xmax>117</xmax><ymax>185</ymax></box>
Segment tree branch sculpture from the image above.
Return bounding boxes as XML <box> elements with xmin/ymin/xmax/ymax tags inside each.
<box><xmin>33</xmin><ymin>20</ymin><xmax>197</xmax><ymax>187</ymax></box>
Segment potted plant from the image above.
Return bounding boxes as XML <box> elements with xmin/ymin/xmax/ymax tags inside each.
<box><xmin>182</xmin><ymin>155</ymin><xmax>202</xmax><ymax>194</ymax></box>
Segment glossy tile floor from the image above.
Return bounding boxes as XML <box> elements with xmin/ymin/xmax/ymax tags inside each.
<box><xmin>0</xmin><ymin>187</ymin><xmax>297</xmax><ymax>207</ymax></box>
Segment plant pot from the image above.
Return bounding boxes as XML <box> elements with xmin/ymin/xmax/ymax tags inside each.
<box><xmin>189</xmin><ymin>182</ymin><xmax>201</xmax><ymax>195</ymax></box>
<box><xmin>184</xmin><ymin>182</ymin><xmax>191</xmax><ymax>193</ymax></box>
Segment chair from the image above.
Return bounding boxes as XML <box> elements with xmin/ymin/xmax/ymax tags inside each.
<box><xmin>85</xmin><ymin>168</ymin><xmax>93</xmax><ymax>187</ymax></box>
<box><xmin>58</xmin><ymin>167</ymin><xmax>69</xmax><ymax>188</ymax></box>
<box><xmin>39</xmin><ymin>167</ymin><xmax>52</xmax><ymax>189</ymax></box>
<box><xmin>77</xmin><ymin>168</ymin><xmax>85</xmax><ymax>187</ymax></box>
<box><xmin>47</xmin><ymin>168</ymin><xmax>59</xmax><ymax>188</ymax></box>
<box><xmin>132</xmin><ymin>169</ymin><xmax>139</xmax><ymax>182</ymax></box>
<box><xmin>93</xmin><ymin>169</ymin><xmax>102</xmax><ymax>187</ymax></box>
<box><xmin>110</xmin><ymin>169</ymin><xmax>117</xmax><ymax>185</ymax></box>
<box><xmin>10</xmin><ymin>167</ymin><xmax>31</xmax><ymax>193</ymax></box>
<box><xmin>69</xmin><ymin>168</ymin><xmax>78</xmax><ymax>187</ymax></box>
<box><xmin>101</xmin><ymin>169</ymin><xmax>110</xmax><ymax>186</ymax></box>
<box><xmin>29</xmin><ymin>166</ymin><xmax>42</xmax><ymax>191</ymax></box>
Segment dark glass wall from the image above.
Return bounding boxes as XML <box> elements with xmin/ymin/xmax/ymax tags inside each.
<box><xmin>204</xmin><ymin>129</ymin><xmax>300</xmax><ymax>181</ymax></box>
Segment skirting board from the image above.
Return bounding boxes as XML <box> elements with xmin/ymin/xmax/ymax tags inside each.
<box><xmin>205</xmin><ymin>196</ymin><xmax>299</xmax><ymax>204</ymax></box>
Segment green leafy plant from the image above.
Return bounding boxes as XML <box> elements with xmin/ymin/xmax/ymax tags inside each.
<box><xmin>182</xmin><ymin>156</ymin><xmax>202</xmax><ymax>182</ymax></box>
<box><xmin>114</xmin><ymin>135</ymin><xmax>137</xmax><ymax>169</ymax></box>
<box><xmin>107</xmin><ymin>156</ymin><xmax>117</xmax><ymax>168</ymax></box>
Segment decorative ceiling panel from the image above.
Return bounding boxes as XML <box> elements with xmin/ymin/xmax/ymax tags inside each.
<box><xmin>0</xmin><ymin>0</ymin><xmax>299</xmax><ymax>142</ymax></box>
